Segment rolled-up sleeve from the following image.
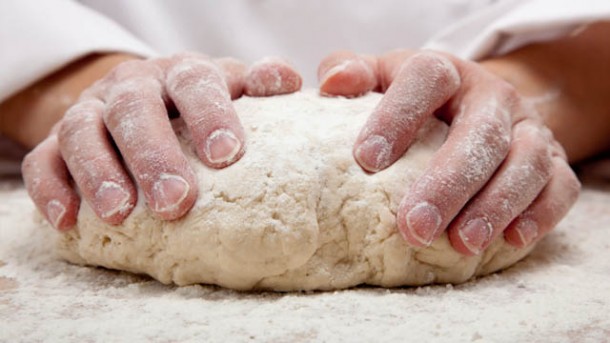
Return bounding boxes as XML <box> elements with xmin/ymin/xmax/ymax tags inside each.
<box><xmin>425</xmin><ymin>0</ymin><xmax>610</xmax><ymax>60</ymax></box>
<box><xmin>0</xmin><ymin>0</ymin><xmax>157</xmax><ymax>102</ymax></box>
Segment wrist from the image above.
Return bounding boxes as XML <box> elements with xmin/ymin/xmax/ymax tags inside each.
<box><xmin>0</xmin><ymin>53</ymin><xmax>140</xmax><ymax>148</ymax></box>
<box><xmin>480</xmin><ymin>22</ymin><xmax>610</xmax><ymax>163</ymax></box>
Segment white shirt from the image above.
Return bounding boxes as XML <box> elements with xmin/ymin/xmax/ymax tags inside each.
<box><xmin>1</xmin><ymin>0</ymin><xmax>610</xmax><ymax>101</ymax></box>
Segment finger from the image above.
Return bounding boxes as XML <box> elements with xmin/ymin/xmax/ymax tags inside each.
<box><xmin>396</xmin><ymin>78</ymin><xmax>515</xmax><ymax>247</ymax></box>
<box><xmin>22</xmin><ymin>135</ymin><xmax>80</xmax><ymax>231</ymax></box>
<box><xmin>165</xmin><ymin>56</ymin><xmax>245</xmax><ymax>168</ymax></box>
<box><xmin>318</xmin><ymin>50</ymin><xmax>378</xmax><ymax>96</ymax></box>
<box><xmin>375</xmin><ymin>49</ymin><xmax>419</xmax><ymax>91</ymax></box>
<box><xmin>504</xmin><ymin>156</ymin><xmax>581</xmax><ymax>248</ymax></box>
<box><xmin>102</xmin><ymin>60</ymin><xmax>197</xmax><ymax>220</ymax></box>
<box><xmin>58</xmin><ymin>99</ymin><xmax>137</xmax><ymax>225</ymax></box>
<box><xmin>446</xmin><ymin>120</ymin><xmax>553</xmax><ymax>255</ymax></box>
<box><xmin>214</xmin><ymin>57</ymin><xmax>247</xmax><ymax>100</ymax></box>
<box><xmin>244</xmin><ymin>57</ymin><xmax>302</xmax><ymax>96</ymax></box>
<box><xmin>353</xmin><ymin>52</ymin><xmax>461</xmax><ymax>172</ymax></box>
<box><xmin>318</xmin><ymin>49</ymin><xmax>418</xmax><ymax>97</ymax></box>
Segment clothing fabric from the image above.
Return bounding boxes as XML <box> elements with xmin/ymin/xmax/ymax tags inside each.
<box><xmin>1</xmin><ymin>0</ymin><xmax>610</xmax><ymax>101</ymax></box>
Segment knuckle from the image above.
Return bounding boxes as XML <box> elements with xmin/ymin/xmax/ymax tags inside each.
<box><xmin>513</xmin><ymin>122</ymin><xmax>553</xmax><ymax>178</ymax></box>
<box><xmin>107</xmin><ymin>88</ymin><xmax>143</xmax><ymax>112</ymax></box>
<box><xmin>409</xmin><ymin>51</ymin><xmax>460</xmax><ymax>87</ymax></box>
<box><xmin>535</xmin><ymin>148</ymin><xmax>553</xmax><ymax>180</ymax></box>
<box><xmin>170</xmin><ymin>52</ymin><xmax>209</xmax><ymax>62</ymax></box>
<box><xmin>166</xmin><ymin>59</ymin><xmax>226</xmax><ymax>95</ymax></box>
<box><xmin>21</xmin><ymin>150</ymin><xmax>38</xmax><ymax>177</ymax></box>
<box><xmin>563</xmin><ymin>166</ymin><xmax>582</xmax><ymax>200</ymax></box>
<box><xmin>497</xmin><ymin>81</ymin><xmax>519</xmax><ymax>105</ymax></box>
<box><xmin>490</xmin><ymin>79</ymin><xmax>520</xmax><ymax>119</ymax></box>
<box><xmin>550</xmin><ymin>156</ymin><xmax>581</xmax><ymax>206</ymax></box>
<box><xmin>79</xmin><ymin>80</ymin><xmax>105</xmax><ymax>100</ymax></box>
<box><xmin>104</xmin><ymin>85</ymin><xmax>159</xmax><ymax>124</ymax></box>
<box><xmin>59</xmin><ymin>102</ymin><xmax>101</xmax><ymax>140</ymax></box>
<box><xmin>481</xmin><ymin>117</ymin><xmax>511</xmax><ymax>154</ymax></box>
<box><xmin>107</xmin><ymin>59</ymin><xmax>162</xmax><ymax>81</ymax></box>
<box><xmin>551</xmin><ymin>140</ymin><xmax>568</xmax><ymax>159</ymax></box>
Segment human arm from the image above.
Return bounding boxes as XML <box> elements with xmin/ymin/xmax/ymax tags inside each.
<box><xmin>481</xmin><ymin>21</ymin><xmax>610</xmax><ymax>163</ymax></box>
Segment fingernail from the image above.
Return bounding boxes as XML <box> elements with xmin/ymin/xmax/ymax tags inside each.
<box><xmin>47</xmin><ymin>199</ymin><xmax>66</xmax><ymax>229</ymax></box>
<box><xmin>204</xmin><ymin>129</ymin><xmax>242</xmax><ymax>165</ymax></box>
<box><xmin>152</xmin><ymin>174</ymin><xmax>189</xmax><ymax>213</ymax></box>
<box><xmin>354</xmin><ymin>135</ymin><xmax>392</xmax><ymax>172</ymax></box>
<box><xmin>320</xmin><ymin>60</ymin><xmax>353</xmax><ymax>85</ymax></box>
<box><xmin>458</xmin><ymin>218</ymin><xmax>493</xmax><ymax>255</ymax></box>
<box><xmin>515</xmin><ymin>219</ymin><xmax>538</xmax><ymax>247</ymax></box>
<box><xmin>404</xmin><ymin>202</ymin><xmax>443</xmax><ymax>246</ymax></box>
<box><xmin>96</xmin><ymin>181</ymin><xmax>131</xmax><ymax>219</ymax></box>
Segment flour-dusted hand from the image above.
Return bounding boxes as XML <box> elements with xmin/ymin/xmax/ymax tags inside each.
<box><xmin>22</xmin><ymin>53</ymin><xmax>302</xmax><ymax>230</ymax></box>
<box><xmin>318</xmin><ymin>49</ymin><xmax>580</xmax><ymax>255</ymax></box>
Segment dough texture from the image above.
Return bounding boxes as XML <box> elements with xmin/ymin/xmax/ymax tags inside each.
<box><xmin>57</xmin><ymin>90</ymin><xmax>533</xmax><ymax>291</ymax></box>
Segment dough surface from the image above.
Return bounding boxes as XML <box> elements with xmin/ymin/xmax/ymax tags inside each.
<box><xmin>57</xmin><ymin>90</ymin><xmax>533</xmax><ymax>291</ymax></box>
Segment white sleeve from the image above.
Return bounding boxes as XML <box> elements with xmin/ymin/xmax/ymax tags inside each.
<box><xmin>424</xmin><ymin>0</ymin><xmax>610</xmax><ymax>60</ymax></box>
<box><xmin>0</xmin><ymin>0</ymin><xmax>157</xmax><ymax>102</ymax></box>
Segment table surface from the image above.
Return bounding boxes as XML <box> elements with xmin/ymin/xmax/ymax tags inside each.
<box><xmin>1</xmin><ymin>165</ymin><xmax>609</xmax><ymax>342</ymax></box>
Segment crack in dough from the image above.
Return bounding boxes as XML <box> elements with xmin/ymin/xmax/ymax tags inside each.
<box><xmin>56</xmin><ymin>90</ymin><xmax>534</xmax><ymax>291</ymax></box>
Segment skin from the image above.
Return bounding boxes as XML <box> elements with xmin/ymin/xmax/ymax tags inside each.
<box><xmin>318</xmin><ymin>21</ymin><xmax>610</xmax><ymax>254</ymax></box>
<box><xmin>4</xmin><ymin>22</ymin><xmax>608</xmax><ymax>256</ymax></box>
<box><xmin>7</xmin><ymin>52</ymin><xmax>301</xmax><ymax>230</ymax></box>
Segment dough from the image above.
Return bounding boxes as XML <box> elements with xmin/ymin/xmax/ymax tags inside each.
<box><xmin>57</xmin><ymin>90</ymin><xmax>533</xmax><ymax>291</ymax></box>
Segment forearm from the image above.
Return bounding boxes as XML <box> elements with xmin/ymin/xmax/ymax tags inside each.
<box><xmin>481</xmin><ymin>21</ymin><xmax>610</xmax><ymax>163</ymax></box>
<box><xmin>0</xmin><ymin>53</ymin><xmax>139</xmax><ymax>148</ymax></box>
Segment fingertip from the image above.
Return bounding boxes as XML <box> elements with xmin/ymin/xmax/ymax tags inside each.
<box><xmin>353</xmin><ymin>134</ymin><xmax>393</xmax><ymax>173</ymax></box>
<box><xmin>244</xmin><ymin>57</ymin><xmax>302</xmax><ymax>97</ymax></box>
<box><xmin>504</xmin><ymin>218</ymin><xmax>539</xmax><ymax>248</ymax></box>
<box><xmin>47</xmin><ymin>196</ymin><xmax>80</xmax><ymax>231</ymax></box>
<box><xmin>22</xmin><ymin>136</ymin><xmax>81</xmax><ymax>231</ymax></box>
<box><xmin>149</xmin><ymin>172</ymin><xmax>198</xmax><ymax>221</ymax></box>
<box><xmin>396</xmin><ymin>199</ymin><xmax>444</xmax><ymax>248</ymax></box>
<box><xmin>448</xmin><ymin>218</ymin><xmax>493</xmax><ymax>256</ymax></box>
<box><xmin>199</xmin><ymin>127</ymin><xmax>246</xmax><ymax>169</ymax></box>
<box><xmin>447</xmin><ymin>228</ymin><xmax>474</xmax><ymax>255</ymax></box>
<box><xmin>318</xmin><ymin>52</ymin><xmax>377</xmax><ymax>97</ymax></box>
<box><xmin>94</xmin><ymin>181</ymin><xmax>137</xmax><ymax>225</ymax></box>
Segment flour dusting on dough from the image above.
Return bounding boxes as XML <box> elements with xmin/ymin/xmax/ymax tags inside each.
<box><xmin>57</xmin><ymin>90</ymin><xmax>533</xmax><ymax>291</ymax></box>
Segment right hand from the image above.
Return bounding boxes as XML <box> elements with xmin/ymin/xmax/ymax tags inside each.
<box><xmin>22</xmin><ymin>53</ymin><xmax>302</xmax><ymax>230</ymax></box>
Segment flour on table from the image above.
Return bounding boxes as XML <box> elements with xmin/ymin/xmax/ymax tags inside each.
<box><xmin>57</xmin><ymin>90</ymin><xmax>532</xmax><ymax>291</ymax></box>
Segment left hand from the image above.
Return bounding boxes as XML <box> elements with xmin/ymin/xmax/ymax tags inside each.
<box><xmin>318</xmin><ymin>49</ymin><xmax>580</xmax><ymax>255</ymax></box>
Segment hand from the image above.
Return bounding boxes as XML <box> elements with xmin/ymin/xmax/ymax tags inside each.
<box><xmin>22</xmin><ymin>53</ymin><xmax>302</xmax><ymax>230</ymax></box>
<box><xmin>318</xmin><ymin>49</ymin><xmax>580</xmax><ymax>255</ymax></box>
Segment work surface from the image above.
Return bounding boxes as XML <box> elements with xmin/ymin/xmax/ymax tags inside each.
<box><xmin>1</xmin><ymin>166</ymin><xmax>609</xmax><ymax>342</ymax></box>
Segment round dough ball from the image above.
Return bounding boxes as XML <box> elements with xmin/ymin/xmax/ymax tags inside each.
<box><xmin>57</xmin><ymin>90</ymin><xmax>532</xmax><ymax>291</ymax></box>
